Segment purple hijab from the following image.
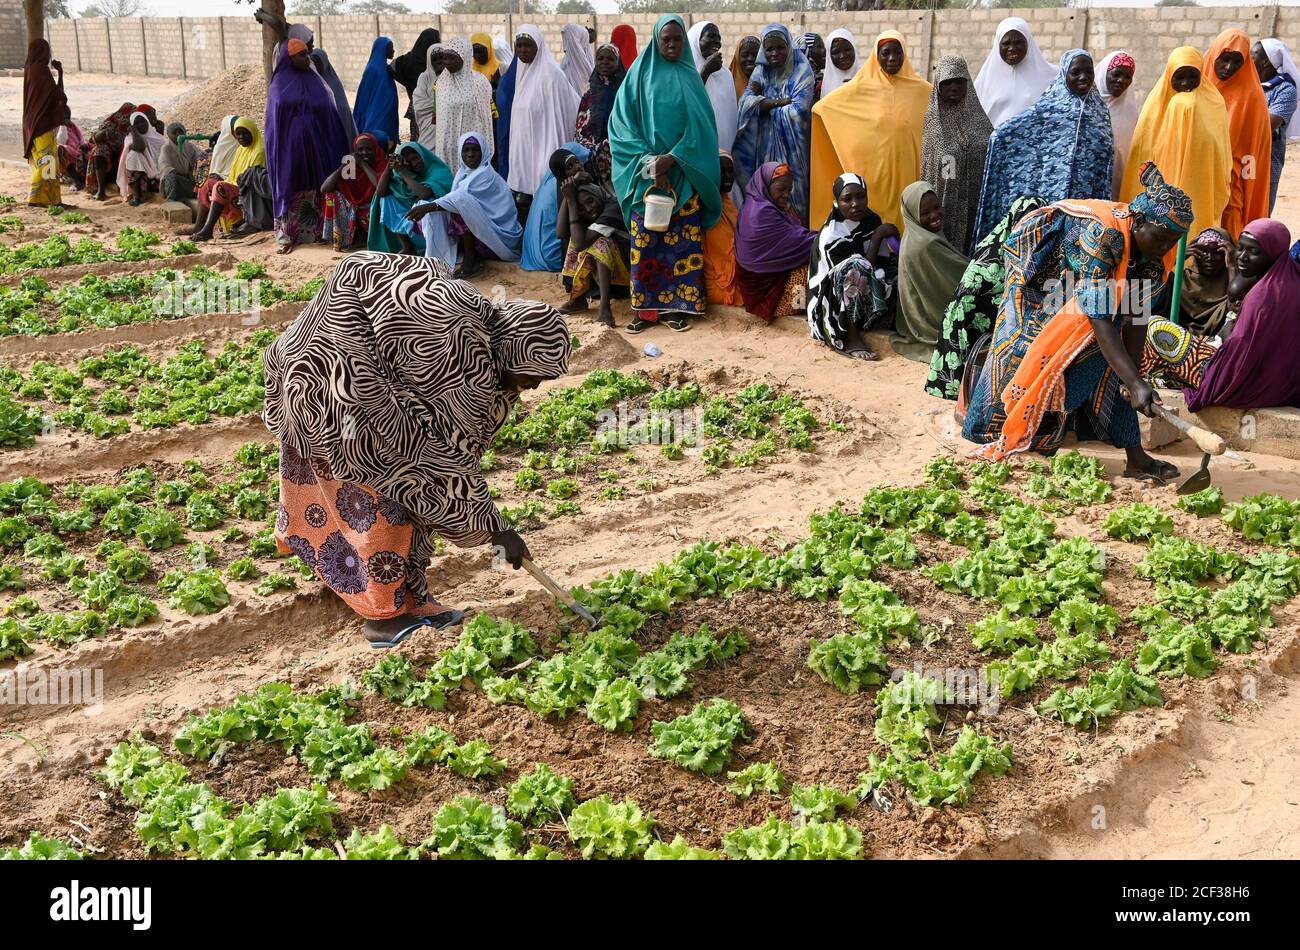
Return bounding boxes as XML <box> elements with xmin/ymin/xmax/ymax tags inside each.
<box><xmin>1187</xmin><ymin>219</ymin><xmax>1300</xmax><ymax>412</ymax></box>
<box><xmin>265</xmin><ymin>51</ymin><xmax>350</xmax><ymax>218</ymax></box>
<box><xmin>736</xmin><ymin>162</ymin><xmax>817</xmax><ymax>273</ymax></box>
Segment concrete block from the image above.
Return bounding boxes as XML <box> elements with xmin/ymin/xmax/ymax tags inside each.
<box><xmin>161</xmin><ymin>200</ymin><xmax>195</xmax><ymax>225</ymax></box>
<box><xmin>1139</xmin><ymin>388</ymin><xmax>1300</xmax><ymax>461</ymax></box>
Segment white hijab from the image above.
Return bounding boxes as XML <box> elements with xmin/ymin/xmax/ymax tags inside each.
<box><xmin>412</xmin><ymin>43</ymin><xmax>442</xmax><ymax>151</ymax></box>
<box><xmin>688</xmin><ymin>21</ymin><xmax>738</xmax><ymax>153</ymax></box>
<box><xmin>209</xmin><ymin>114</ymin><xmax>240</xmax><ymax>180</ymax></box>
<box><xmin>820</xmin><ymin>28</ymin><xmax>859</xmax><ymax>98</ymax></box>
<box><xmin>435</xmin><ymin>37</ymin><xmax>495</xmax><ymax>173</ymax></box>
<box><xmin>973</xmin><ymin>17</ymin><xmax>1057</xmax><ymax>128</ymax></box>
<box><xmin>508</xmin><ymin>25</ymin><xmax>581</xmax><ymax>195</ymax></box>
<box><xmin>561</xmin><ymin>23</ymin><xmax>594</xmax><ymax>98</ymax></box>
<box><xmin>493</xmin><ymin>35</ymin><xmax>514</xmax><ymax>71</ymax></box>
<box><xmin>1263</xmin><ymin>38</ymin><xmax>1300</xmax><ymax>139</ymax></box>
<box><xmin>117</xmin><ymin>111</ymin><xmax>165</xmax><ymax>195</ymax></box>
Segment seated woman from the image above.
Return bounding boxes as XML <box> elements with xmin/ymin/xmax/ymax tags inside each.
<box><xmin>925</xmin><ymin>196</ymin><xmax>1043</xmax><ymax>399</ymax></box>
<box><xmin>520</xmin><ymin>143</ymin><xmax>593</xmax><ymax>273</ymax></box>
<box><xmin>320</xmin><ymin>132</ymin><xmax>387</xmax><ymax>251</ymax></box>
<box><xmin>405</xmin><ymin>132</ymin><xmax>523</xmax><ymax>278</ymax></box>
<box><xmin>159</xmin><ymin>122</ymin><xmax>201</xmax><ymax>202</ymax></box>
<box><xmin>704</xmin><ymin>151</ymin><xmax>744</xmax><ymax>308</ymax></box>
<box><xmin>263</xmin><ymin>252</ymin><xmax>570</xmax><ymax>648</ymax></box>
<box><xmin>557</xmin><ymin>179</ymin><xmax>631</xmax><ymax>327</ymax></box>
<box><xmin>186</xmin><ymin>118</ymin><xmax>269</xmax><ymax>242</ymax></box>
<box><xmin>962</xmin><ymin>161</ymin><xmax>1191</xmax><ymax>482</ymax></box>
<box><xmin>84</xmin><ymin>102</ymin><xmax>134</xmax><ymax>200</ymax></box>
<box><xmin>894</xmin><ymin>182</ymin><xmax>970</xmax><ymax>362</ymax></box>
<box><xmin>807</xmin><ymin>172</ymin><xmax>899</xmax><ymax>360</ymax></box>
<box><xmin>367</xmin><ymin>142</ymin><xmax>453</xmax><ymax>255</ymax></box>
<box><xmin>1174</xmin><ymin>227</ymin><xmax>1238</xmax><ymax>337</ymax></box>
<box><xmin>1142</xmin><ymin>219</ymin><xmax>1300</xmax><ymax>411</ymax></box>
<box><xmin>736</xmin><ymin>162</ymin><xmax>818</xmax><ymax>322</ymax></box>
<box><xmin>117</xmin><ymin>110</ymin><xmax>165</xmax><ymax>206</ymax></box>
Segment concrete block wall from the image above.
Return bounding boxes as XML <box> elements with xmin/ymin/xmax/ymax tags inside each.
<box><xmin>0</xmin><ymin>0</ymin><xmax>25</xmax><ymax>70</ymax></box>
<box><xmin>38</xmin><ymin>6</ymin><xmax>1300</xmax><ymax>107</ymax></box>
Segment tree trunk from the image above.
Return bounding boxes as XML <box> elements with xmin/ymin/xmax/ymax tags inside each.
<box><xmin>262</xmin><ymin>0</ymin><xmax>286</xmax><ymax>85</ymax></box>
<box><xmin>23</xmin><ymin>0</ymin><xmax>44</xmax><ymax>48</ymax></box>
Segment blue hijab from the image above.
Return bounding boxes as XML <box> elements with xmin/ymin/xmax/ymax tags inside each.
<box><xmin>353</xmin><ymin>36</ymin><xmax>399</xmax><ymax>149</ymax></box>
<box><xmin>434</xmin><ymin>132</ymin><xmax>523</xmax><ymax>262</ymax></box>
<box><xmin>973</xmin><ymin>49</ymin><xmax>1114</xmax><ymax>241</ymax></box>
<box><xmin>733</xmin><ymin>23</ymin><xmax>816</xmax><ymax>224</ymax></box>
<box><xmin>494</xmin><ymin>56</ymin><xmax>519</xmax><ymax>181</ymax></box>
<box><xmin>521</xmin><ymin>140</ymin><xmax>590</xmax><ymax>272</ymax></box>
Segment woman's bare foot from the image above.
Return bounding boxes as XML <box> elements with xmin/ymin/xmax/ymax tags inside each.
<box><xmin>596</xmin><ymin>304</ymin><xmax>615</xmax><ymax>327</ymax></box>
<box><xmin>277</xmin><ymin>242</ymin><xmax>295</xmax><ymax>255</ymax></box>
<box><xmin>192</xmin><ymin>229</ymin><xmax>214</xmax><ymax>243</ymax></box>
<box><xmin>839</xmin><ymin>342</ymin><xmax>878</xmax><ymax>361</ymax></box>
<box><xmin>559</xmin><ymin>297</ymin><xmax>589</xmax><ymax>314</ymax></box>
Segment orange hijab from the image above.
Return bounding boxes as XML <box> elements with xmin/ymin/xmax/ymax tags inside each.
<box><xmin>1203</xmin><ymin>29</ymin><xmax>1272</xmax><ymax>236</ymax></box>
<box><xmin>976</xmin><ymin>197</ymin><xmax>1175</xmax><ymax>462</ymax></box>
<box><xmin>705</xmin><ymin>151</ymin><xmax>743</xmax><ymax>307</ymax></box>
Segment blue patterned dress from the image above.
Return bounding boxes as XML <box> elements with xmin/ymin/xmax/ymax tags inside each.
<box><xmin>963</xmin><ymin>204</ymin><xmax>1166</xmax><ymax>452</ymax></box>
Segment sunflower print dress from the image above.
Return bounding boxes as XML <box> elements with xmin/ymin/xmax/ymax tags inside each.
<box><xmin>629</xmin><ymin>194</ymin><xmax>706</xmax><ymax>319</ymax></box>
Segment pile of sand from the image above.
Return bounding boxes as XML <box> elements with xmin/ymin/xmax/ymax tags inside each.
<box><xmin>168</xmin><ymin>64</ymin><xmax>267</xmax><ymax>134</ymax></box>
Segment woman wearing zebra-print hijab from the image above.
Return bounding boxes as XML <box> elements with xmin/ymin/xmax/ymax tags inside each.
<box><xmin>264</xmin><ymin>252</ymin><xmax>571</xmax><ymax>647</ymax></box>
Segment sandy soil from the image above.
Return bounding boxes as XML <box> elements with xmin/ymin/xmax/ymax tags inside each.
<box><xmin>1</xmin><ymin>133</ymin><xmax>1299</xmax><ymax>859</ymax></box>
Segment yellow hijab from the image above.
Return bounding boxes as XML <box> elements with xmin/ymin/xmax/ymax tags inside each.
<box><xmin>1120</xmin><ymin>47</ymin><xmax>1231</xmax><ymax>238</ymax></box>
<box><xmin>228</xmin><ymin>117</ymin><xmax>266</xmax><ymax>182</ymax></box>
<box><xmin>471</xmin><ymin>32</ymin><xmax>499</xmax><ymax>80</ymax></box>
<box><xmin>810</xmin><ymin>30</ymin><xmax>931</xmax><ymax>230</ymax></box>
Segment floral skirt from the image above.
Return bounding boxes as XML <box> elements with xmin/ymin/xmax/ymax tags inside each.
<box><xmin>630</xmin><ymin>194</ymin><xmax>705</xmax><ymax>320</ymax></box>
<box><xmin>562</xmin><ymin>236</ymin><xmax>630</xmax><ymax>301</ymax></box>
<box><xmin>321</xmin><ymin>191</ymin><xmax>371</xmax><ymax>251</ymax></box>
<box><xmin>275</xmin><ymin>189</ymin><xmax>322</xmax><ymax>249</ymax></box>
<box><xmin>1140</xmin><ymin>318</ymin><xmax>1219</xmax><ymax>390</ymax></box>
<box><xmin>276</xmin><ymin>443</ymin><xmax>445</xmax><ymax>621</ymax></box>
<box><xmin>198</xmin><ymin>176</ymin><xmax>243</xmax><ymax>230</ymax></box>
<box><xmin>28</xmin><ymin>131</ymin><xmax>61</xmax><ymax>207</ymax></box>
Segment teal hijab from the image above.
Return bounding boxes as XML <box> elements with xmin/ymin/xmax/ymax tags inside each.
<box><xmin>368</xmin><ymin>142</ymin><xmax>454</xmax><ymax>253</ymax></box>
<box><xmin>608</xmin><ymin>13</ymin><xmax>722</xmax><ymax>229</ymax></box>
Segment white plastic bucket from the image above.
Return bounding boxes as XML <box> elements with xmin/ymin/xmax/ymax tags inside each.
<box><xmin>643</xmin><ymin>187</ymin><xmax>676</xmax><ymax>232</ymax></box>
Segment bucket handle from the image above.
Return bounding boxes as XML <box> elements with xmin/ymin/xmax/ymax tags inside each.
<box><xmin>645</xmin><ymin>185</ymin><xmax>677</xmax><ymax>202</ymax></box>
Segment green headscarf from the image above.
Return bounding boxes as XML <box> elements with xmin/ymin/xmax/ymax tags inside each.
<box><xmin>608</xmin><ymin>13</ymin><xmax>722</xmax><ymax>229</ymax></box>
<box><xmin>368</xmin><ymin>142</ymin><xmax>454</xmax><ymax>253</ymax></box>
<box><xmin>895</xmin><ymin>180</ymin><xmax>970</xmax><ymax>363</ymax></box>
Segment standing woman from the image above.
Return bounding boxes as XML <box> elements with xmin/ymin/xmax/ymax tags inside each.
<box><xmin>470</xmin><ymin>33</ymin><xmax>501</xmax><ymax>84</ymax></box>
<box><xmin>801</xmin><ymin>33</ymin><xmax>826</xmax><ymax>99</ymax></box>
<box><xmin>735</xmin><ymin>162</ymin><xmax>818</xmax><ymax>322</ymax></box>
<box><xmin>895</xmin><ymin>181</ymin><xmax>970</xmax><ymax>362</ymax></box>
<box><xmin>1121</xmin><ymin>48</ymin><xmax>1231</xmax><ymax>239</ymax></box>
<box><xmin>689</xmin><ymin>22</ymin><xmax>738</xmax><ymax>155</ymax></box>
<box><xmin>962</xmin><ymin>163</ymin><xmax>1190</xmax><ymax>480</ymax></box>
<box><xmin>391</xmin><ymin>28</ymin><xmax>441</xmax><ymax>142</ymax></box>
<box><xmin>1254</xmin><ymin>40</ymin><xmax>1299</xmax><ymax>213</ymax></box>
<box><xmin>434</xmin><ymin>38</ymin><xmax>494</xmax><ymax>175</ymax></box>
<box><xmin>263</xmin><ymin>253</ymin><xmax>569</xmax><ymax>648</ymax></box>
<box><xmin>574</xmin><ymin>44</ymin><xmax>626</xmax><ymax>187</ymax></box>
<box><xmin>920</xmin><ymin>55</ymin><xmax>992</xmax><ymax>254</ymax></box>
<box><xmin>309</xmin><ymin>49</ymin><xmax>357</xmax><ymax>144</ymax></box>
<box><xmin>734</xmin><ymin>24</ymin><xmax>816</xmax><ymax>223</ymax></box>
<box><xmin>730</xmin><ymin>36</ymin><xmax>760</xmax><ymax>99</ymax></box>
<box><xmin>1098</xmin><ymin>52</ymin><xmax>1140</xmax><ymax>200</ymax></box>
<box><xmin>609</xmin><ymin>13</ymin><xmax>722</xmax><ymax>333</ymax></box>
<box><xmin>412</xmin><ymin>43</ymin><xmax>444</xmax><ymax>152</ymax></box>
<box><xmin>507</xmin><ymin>27</ymin><xmax>581</xmax><ymax>208</ymax></box>
<box><xmin>807</xmin><ymin>172</ymin><xmax>898</xmax><ymax>360</ymax></box>
<box><xmin>561</xmin><ymin>23</ymin><xmax>595</xmax><ymax>98</ymax></box>
<box><xmin>974</xmin><ymin>50</ymin><xmax>1113</xmax><ymax>243</ymax></box>
<box><xmin>1204</xmin><ymin>29</ymin><xmax>1272</xmax><ymax>237</ymax></box>
<box><xmin>811</xmin><ymin>31</ymin><xmax>930</xmax><ymax>232</ymax></box>
<box><xmin>611</xmin><ymin>25</ymin><xmax>638</xmax><ymax>70</ymax></box>
<box><xmin>821</xmin><ymin>29</ymin><xmax>859</xmax><ymax>98</ymax></box>
<box><xmin>973</xmin><ymin>17</ymin><xmax>1057</xmax><ymax>129</ymax></box>
<box><xmin>22</xmin><ymin>39</ymin><xmax>67</xmax><ymax>207</ymax></box>
<box><xmin>925</xmin><ymin>196</ymin><xmax>1044</xmax><ymax>400</ymax></box>
<box><xmin>352</xmin><ymin>37</ymin><xmax>399</xmax><ymax>150</ymax></box>
<box><xmin>493</xmin><ymin>49</ymin><xmax>519</xmax><ymax>182</ymax></box>
<box><xmin>265</xmin><ymin>38</ymin><xmax>351</xmax><ymax>254</ymax></box>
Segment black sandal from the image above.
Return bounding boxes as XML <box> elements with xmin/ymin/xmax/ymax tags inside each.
<box><xmin>1122</xmin><ymin>459</ymin><xmax>1180</xmax><ymax>484</ymax></box>
<box><xmin>625</xmin><ymin>316</ymin><xmax>651</xmax><ymax>334</ymax></box>
<box><xmin>662</xmin><ymin>314</ymin><xmax>690</xmax><ymax>332</ymax></box>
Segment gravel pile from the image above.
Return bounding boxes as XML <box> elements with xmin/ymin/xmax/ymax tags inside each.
<box><xmin>167</xmin><ymin>64</ymin><xmax>267</xmax><ymax>134</ymax></box>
